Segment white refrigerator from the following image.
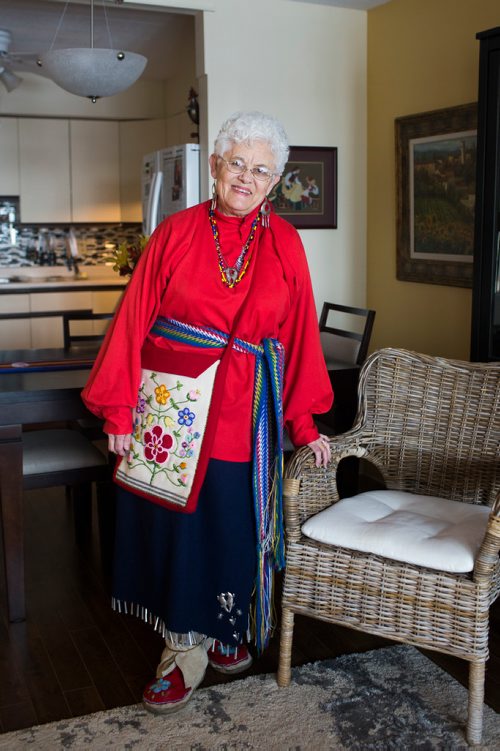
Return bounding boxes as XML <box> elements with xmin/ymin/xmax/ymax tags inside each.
<box><xmin>142</xmin><ymin>143</ymin><xmax>200</xmax><ymax>235</ymax></box>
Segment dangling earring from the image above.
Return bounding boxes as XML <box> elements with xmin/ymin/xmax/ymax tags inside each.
<box><xmin>211</xmin><ymin>182</ymin><xmax>217</xmax><ymax>211</ymax></box>
<box><xmin>261</xmin><ymin>196</ymin><xmax>271</xmax><ymax>228</ymax></box>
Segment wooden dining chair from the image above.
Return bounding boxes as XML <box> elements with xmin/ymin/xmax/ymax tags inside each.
<box><xmin>317</xmin><ymin>302</ymin><xmax>376</xmax><ymax>437</ymax></box>
<box><xmin>62</xmin><ymin>310</ymin><xmax>114</xmax><ymax>438</ymax></box>
<box><xmin>63</xmin><ymin>311</ymin><xmax>114</xmax><ymax>350</ymax></box>
<box><xmin>319</xmin><ymin>302</ymin><xmax>376</xmax><ymax>368</ymax></box>
<box><xmin>2</xmin><ymin>425</ymin><xmax>113</xmax><ymax>622</ymax></box>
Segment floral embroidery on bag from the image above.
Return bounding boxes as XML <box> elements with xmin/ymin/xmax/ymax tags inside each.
<box><xmin>178</xmin><ymin>407</ymin><xmax>195</xmax><ymax>427</ymax></box>
<box><xmin>143</xmin><ymin>425</ymin><xmax>174</xmax><ymax>463</ymax></box>
<box><xmin>126</xmin><ymin>372</ymin><xmax>202</xmax><ymax>489</ymax></box>
<box><xmin>155</xmin><ymin>384</ymin><xmax>171</xmax><ymax>405</ymax></box>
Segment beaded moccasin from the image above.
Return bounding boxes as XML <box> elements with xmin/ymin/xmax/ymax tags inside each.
<box><xmin>208</xmin><ymin>642</ymin><xmax>253</xmax><ymax>674</ymax></box>
<box><xmin>142</xmin><ymin>666</ymin><xmax>193</xmax><ymax>714</ymax></box>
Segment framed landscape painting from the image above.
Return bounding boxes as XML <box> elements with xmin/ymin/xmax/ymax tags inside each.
<box><xmin>396</xmin><ymin>103</ymin><xmax>477</xmax><ymax>287</ymax></box>
<box><xmin>269</xmin><ymin>146</ymin><xmax>337</xmax><ymax>229</ymax></box>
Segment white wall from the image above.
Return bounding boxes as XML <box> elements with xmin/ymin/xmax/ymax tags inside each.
<box><xmin>189</xmin><ymin>0</ymin><xmax>368</xmax><ymax>312</ymax></box>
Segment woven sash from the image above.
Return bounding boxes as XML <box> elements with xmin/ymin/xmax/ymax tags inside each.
<box><xmin>151</xmin><ymin>316</ymin><xmax>285</xmax><ymax>652</ymax></box>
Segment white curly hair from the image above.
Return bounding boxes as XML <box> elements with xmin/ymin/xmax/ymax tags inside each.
<box><xmin>214</xmin><ymin>111</ymin><xmax>290</xmax><ymax>174</ymax></box>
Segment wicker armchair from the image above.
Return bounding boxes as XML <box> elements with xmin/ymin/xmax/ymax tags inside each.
<box><xmin>277</xmin><ymin>348</ymin><xmax>500</xmax><ymax>746</ymax></box>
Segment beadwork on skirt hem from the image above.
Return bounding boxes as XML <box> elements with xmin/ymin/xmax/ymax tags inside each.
<box><xmin>111</xmin><ymin>596</ymin><xmax>252</xmax><ymax>648</ymax></box>
<box><xmin>111</xmin><ymin>597</ymin><xmax>207</xmax><ymax>648</ymax></box>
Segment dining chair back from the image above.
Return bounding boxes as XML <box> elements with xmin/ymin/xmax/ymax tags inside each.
<box><xmin>319</xmin><ymin>302</ymin><xmax>376</xmax><ymax>367</ymax></box>
<box><xmin>277</xmin><ymin>348</ymin><xmax>500</xmax><ymax>746</ymax></box>
<box><xmin>63</xmin><ymin>311</ymin><xmax>114</xmax><ymax>350</ymax></box>
<box><xmin>316</xmin><ymin>302</ymin><xmax>376</xmax><ymax>437</ymax></box>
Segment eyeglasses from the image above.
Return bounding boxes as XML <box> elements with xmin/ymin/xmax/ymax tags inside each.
<box><xmin>218</xmin><ymin>156</ymin><xmax>276</xmax><ymax>182</ymax></box>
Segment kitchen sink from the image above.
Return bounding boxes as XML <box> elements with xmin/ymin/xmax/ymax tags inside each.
<box><xmin>0</xmin><ymin>274</ymin><xmax>86</xmax><ymax>284</ymax></box>
<box><xmin>0</xmin><ymin>275</ymin><xmax>34</xmax><ymax>284</ymax></box>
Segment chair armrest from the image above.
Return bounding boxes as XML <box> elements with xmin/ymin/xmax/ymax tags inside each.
<box><xmin>283</xmin><ymin>436</ymin><xmax>368</xmax><ymax>540</ymax></box>
<box><xmin>473</xmin><ymin>492</ymin><xmax>500</xmax><ymax>583</ymax></box>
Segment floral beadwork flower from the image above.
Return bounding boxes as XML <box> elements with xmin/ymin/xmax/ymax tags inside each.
<box><xmin>155</xmin><ymin>384</ymin><xmax>171</xmax><ymax>405</ymax></box>
<box><xmin>179</xmin><ymin>439</ymin><xmax>195</xmax><ymax>459</ymax></box>
<box><xmin>136</xmin><ymin>396</ymin><xmax>146</xmax><ymax>414</ymax></box>
<box><xmin>179</xmin><ymin>473</ymin><xmax>188</xmax><ymax>486</ymax></box>
<box><xmin>187</xmin><ymin>389</ymin><xmax>201</xmax><ymax>401</ymax></box>
<box><xmin>150</xmin><ymin>677</ymin><xmax>171</xmax><ymax>694</ymax></box>
<box><xmin>178</xmin><ymin>407</ymin><xmax>195</xmax><ymax>427</ymax></box>
<box><xmin>163</xmin><ymin>415</ymin><xmax>175</xmax><ymax>428</ymax></box>
<box><xmin>143</xmin><ymin>425</ymin><xmax>174</xmax><ymax>464</ymax></box>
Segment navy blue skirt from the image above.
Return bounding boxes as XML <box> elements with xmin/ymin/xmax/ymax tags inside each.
<box><xmin>112</xmin><ymin>458</ymin><xmax>256</xmax><ymax>645</ymax></box>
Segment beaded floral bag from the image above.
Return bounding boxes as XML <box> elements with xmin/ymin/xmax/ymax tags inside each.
<box><xmin>113</xmin><ymin>332</ymin><xmax>235</xmax><ymax>513</ymax></box>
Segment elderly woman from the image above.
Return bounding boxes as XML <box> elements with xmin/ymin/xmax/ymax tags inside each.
<box><xmin>82</xmin><ymin>111</ymin><xmax>333</xmax><ymax>713</ymax></box>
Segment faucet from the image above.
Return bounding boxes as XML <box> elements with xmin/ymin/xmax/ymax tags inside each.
<box><xmin>65</xmin><ymin>228</ymin><xmax>81</xmax><ymax>277</ymax></box>
<box><xmin>37</xmin><ymin>230</ymin><xmax>49</xmax><ymax>265</ymax></box>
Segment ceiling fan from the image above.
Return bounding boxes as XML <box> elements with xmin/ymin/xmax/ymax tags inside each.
<box><xmin>0</xmin><ymin>28</ymin><xmax>49</xmax><ymax>93</ymax></box>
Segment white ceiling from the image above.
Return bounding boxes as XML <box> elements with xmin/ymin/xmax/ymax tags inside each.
<box><xmin>0</xmin><ymin>0</ymin><xmax>390</xmax><ymax>82</ymax></box>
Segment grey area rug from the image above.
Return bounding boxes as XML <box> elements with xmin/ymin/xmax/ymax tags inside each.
<box><xmin>1</xmin><ymin>645</ymin><xmax>499</xmax><ymax>750</ymax></box>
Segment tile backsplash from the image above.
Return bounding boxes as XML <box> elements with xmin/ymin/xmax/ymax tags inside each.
<box><xmin>0</xmin><ymin>198</ymin><xmax>143</xmax><ymax>268</ymax></box>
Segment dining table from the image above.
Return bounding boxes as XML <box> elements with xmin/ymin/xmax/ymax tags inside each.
<box><xmin>0</xmin><ymin>343</ymin><xmax>361</xmax><ymax>623</ymax></box>
<box><xmin>0</xmin><ymin>344</ymin><xmax>102</xmax><ymax>622</ymax></box>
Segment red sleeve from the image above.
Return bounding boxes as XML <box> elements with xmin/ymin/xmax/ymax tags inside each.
<box><xmin>81</xmin><ymin>219</ymin><xmax>175</xmax><ymax>435</ymax></box>
<box><xmin>277</xmin><ymin>226</ymin><xmax>333</xmax><ymax>447</ymax></box>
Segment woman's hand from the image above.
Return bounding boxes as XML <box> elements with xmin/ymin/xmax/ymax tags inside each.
<box><xmin>307</xmin><ymin>433</ymin><xmax>331</xmax><ymax>468</ymax></box>
<box><xmin>108</xmin><ymin>434</ymin><xmax>131</xmax><ymax>456</ymax></box>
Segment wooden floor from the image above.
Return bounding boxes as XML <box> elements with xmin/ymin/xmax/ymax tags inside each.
<box><xmin>0</xmin><ymin>486</ymin><xmax>499</xmax><ymax>734</ymax></box>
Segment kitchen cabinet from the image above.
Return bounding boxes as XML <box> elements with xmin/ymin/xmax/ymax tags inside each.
<box><xmin>471</xmin><ymin>27</ymin><xmax>500</xmax><ymax>361</ymax></box>
<box><xmin>1</xmin><ymin>115</ymin><xmax>168</xmax><ymax>223</ymax></box>
<box><xmin>70</xmin><ymin>120</ymin><xmax>121</xmax><ymax>222</ymax></box>
<box><xmin>0</xmin><ymin>118</ymin><xmax>20</xmax><ymax>196</ymax></box>
<box><xmin>19</xmin><ymin>119</ymin><xmax>72</xmax><ymax>224</ymax></box>
<box><xmin>17</xmin><ymin>118</ymin><xmax>121</xmax><ymax>224</ymax></box>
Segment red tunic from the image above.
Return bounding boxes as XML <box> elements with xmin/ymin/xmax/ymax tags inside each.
<box><xmin>82</xmin><ymin>201</ymin><xmax>333</xmax><ymax>462</ymax></box>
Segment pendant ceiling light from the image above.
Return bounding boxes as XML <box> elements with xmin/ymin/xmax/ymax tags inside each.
<box><xmin>39</xmin><ymin>0</ymin><xmax>147</xmax><ymax>103</ymax></box>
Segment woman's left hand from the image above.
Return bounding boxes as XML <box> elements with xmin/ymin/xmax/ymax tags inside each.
<box><xmin>307</xmin><ymin>433</ymin><xmax>331</xmax><ymax>467</ymax></box>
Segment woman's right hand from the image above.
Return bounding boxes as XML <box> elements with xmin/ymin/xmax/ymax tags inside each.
<box><xmin>108</xmin><ymin>434</ymin><xmax>131</xmax><ymax>456</ymax></box>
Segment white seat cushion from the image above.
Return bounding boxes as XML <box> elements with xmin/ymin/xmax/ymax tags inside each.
<box><xmin>23</xmin><ymin>429</ymin><xmax>107</xmax><ymax>476</ymax></box>
<box><xmin>301</xmin><ymin>490</ymin><xmax>491</xmax><ymax>573</ymax></box>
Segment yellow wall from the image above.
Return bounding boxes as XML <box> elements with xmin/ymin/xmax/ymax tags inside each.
<box><xmin>367</xmin><ymin>0</ymin><xmax>499</xmax><ymax>359</ymax></box>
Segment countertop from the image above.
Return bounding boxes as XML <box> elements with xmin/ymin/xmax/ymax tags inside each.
<box><xmin>0</xmin><ymin>266</ymin><xmax>128</xmax><ymax>293</ymax></box>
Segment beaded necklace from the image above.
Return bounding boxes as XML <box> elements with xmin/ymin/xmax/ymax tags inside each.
<box><xmin>208</xmin><ymin>207</ymin><xmax>261</xmax><ymax>288</ymax></box>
